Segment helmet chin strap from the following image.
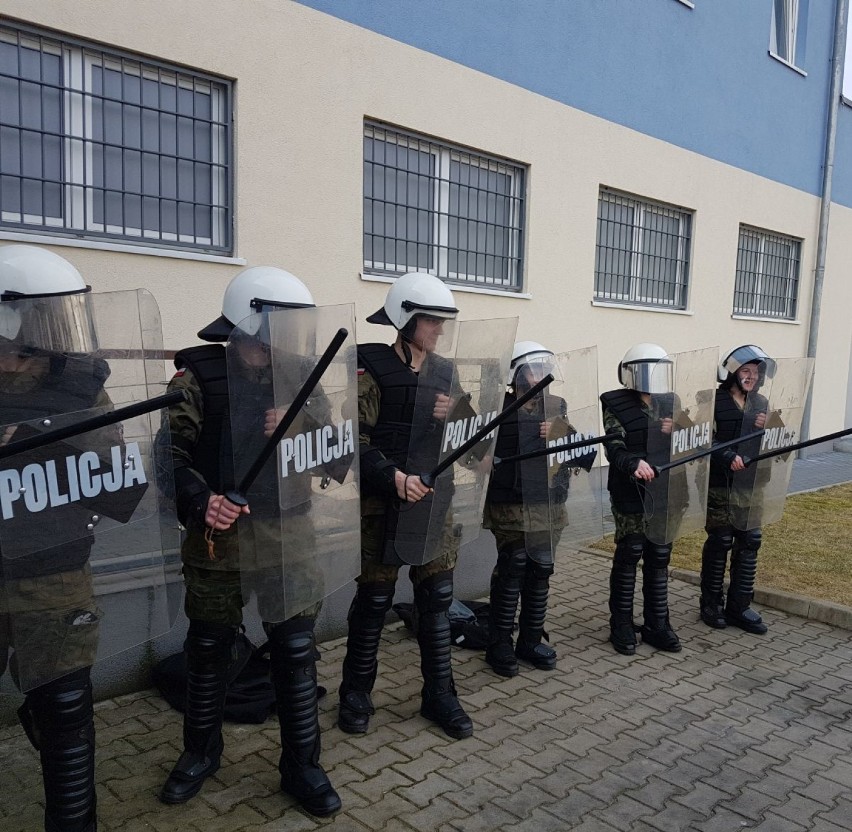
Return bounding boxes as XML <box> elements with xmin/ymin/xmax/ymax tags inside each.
<box><xmin>398</xmin><ymin>317</ymin><xmax>420</xmax><ymax>369</ymax></box>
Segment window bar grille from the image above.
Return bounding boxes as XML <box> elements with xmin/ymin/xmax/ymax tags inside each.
<box><xmin>0</xmin><ymin>23</ymin><xmax>231</xmax><ymax>252</ymax></box>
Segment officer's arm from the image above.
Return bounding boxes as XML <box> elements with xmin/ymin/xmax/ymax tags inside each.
<box><xmin>602</xmin><ymin>406</ymin><xmax>643</xmax><ymax>475</ymax></box>
<box><xmin>357</xmin><ymin>369</ymin><xmax>399</xmax><ymax>497</ymax></box>
<box><xmin>164</xmin><ymin>368</ymin><xmax>211</xmax><ymax>527</ymax></box>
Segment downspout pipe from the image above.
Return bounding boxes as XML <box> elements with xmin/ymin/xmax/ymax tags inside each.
<box><xmin>800</xmin><ymin>0</ymin><xmax>848</xmax><ymax>446</ymax></box>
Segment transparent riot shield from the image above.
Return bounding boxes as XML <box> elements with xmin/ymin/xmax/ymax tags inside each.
<box><xmin>736</xmin><ymin>357</ymin><xmax>814</xmax><ymax>530</ymax></box>
<box><xmin>0</xmin><ymin>289</ymin><xmax>179</xmax><ymax>693</ymax></box>
<box><xmin>512</xmin><ymin>346</ymin><xmax>604</xmax><ymax>564</ymax></box>
<box><xmin>644</xmin><ymin>347</ymin><xmax>717</xmax><ymax>545</ymax></box>
<box><xmin>228</xmin><ymin>304</ymin><xmax>360</xmax><ymax>623</ymax></box>
<box><xmin>383</xmin><ymin>318</ymin><xmax>516</xmax><ymax>566</ymax></box>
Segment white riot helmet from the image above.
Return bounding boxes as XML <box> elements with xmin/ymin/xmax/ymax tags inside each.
<box><xmin>618</xmin><ymin>343</ymin><xmax>672</xmax><ymax>394</ymax></box>
<box><xmin>718</xmin><ymin>344</ymin><xmax>776</xmax><ymax>387</ymax></box>
<box><xmin>510</xmin><ymin>340</ymin><xmax>554</xmax><ymax>390</ymax></box>
<box><xmin>198</xmin><ymin>265</ymin><xmax>315</xmax><ymax>341</ymax></box>
<box><xmin>366</xmin><ymin>272</ymin><xmax>458</xmax><ymax>334</ymax></box>
<box><xmin>0</xmin><ymin>244</ymin><xmax>96</xmax><ymax>353</ymax></box>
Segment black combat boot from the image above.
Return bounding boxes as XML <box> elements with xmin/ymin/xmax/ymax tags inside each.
<box><xmin>725</xmin><ymin>530</ymin><xmax>767</xmax><ymax>634</ymax></box>
<box><xmin>19</xmin><ymin>669</ymin><xmax>97</xmax><ymax>832</ymax></box>
<box><xmin>608</xmin><ymin>535</ymin><xmax>642</xmax><ymax>655</ymax></box>
<box><xmin>484</xmin><ymin>547</ymin><xmax>524</xmax><ymax>677</ymax></box>
<box><xmin>415</xmin><ymin>572</ymin><xmax>473</xmax><ymax>739</ymax></box>
<box><xmin>640</xmin><ymin>542</ymin><xmax>681</xmax><ymax>652</ymax></box>
<box><xmin>269</xmin><ymin>621</ymin><xmax>341</xmax><ymax>818</ymax></box>
<box><xmin>700</xmin><ymin>528</ymin><xmax>732</xmax><ymax>629</ymax></box>
<box><xmin>160</xmin><ymin>622</ymin><xmax>235</xmax><ymax>804</ymax></box>
<box><xmin>337</xmin><ymin>582</ymin><xmax>395</xmax><ymax>734</ymax></box>
<box><xmin>515</xmin><ymin>559</ymin><xmax>556</xmax><ymax>670</ymax></box>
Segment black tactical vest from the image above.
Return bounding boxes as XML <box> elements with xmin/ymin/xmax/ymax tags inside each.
<box><xmin>487</xmin><ymin>393</ymin><xmax>552</xmax><ymax>505</ymax></box>
<box><xmin>709</xmin><ymin>386</ymin><xmax>768</xmax><ymax>488</ymax></box>
<box><xmin>600</xmin><ymin>389</ymin><xmax>649</xmax><ymax>514</ymax></box>
<box><xmin>358</xmin><ymin>343</ymin><xmax>455</xmax><ymax>499</ymax></box>
<box><xmin>1</xmin><ymin>354</ymin><xmax>110</xmax><ymax>580</ymax></box>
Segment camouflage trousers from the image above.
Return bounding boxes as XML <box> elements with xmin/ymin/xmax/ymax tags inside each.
<box><xmin>705</xmin><ymin>487</ymin><xmax>755</xmax><ymax>532</ymax></box>
<box><xmin>357</xmin><ymin>513</ymin><xmax>459</xmax><ymax>587</ymax></box>
<box><xmin>0</xmin><ymin>565</ymin><xmax>99</xmax><ymax>691</ymax></box>
<box><xmin>183</xmin><ymin>564</ymin><xmax>320</xmax><ymax>629</ymax></box>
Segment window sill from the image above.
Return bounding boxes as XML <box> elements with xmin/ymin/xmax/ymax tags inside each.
<box><xmin>731</xmin><ymin>314</ymin><xmax>800</xmax><ymax>324</ymax></box>
<box><xmin>0</xmin><ymin>230</ymin><xmax>246</xmax><ymax>266</ymax></box>
<box><xmin>591</xmin><ymin>300</ymin><xmax>694</xmax><ymax>316</ymax></box>
<box><xmin>768</xmin><ymin>52</ymin><xmax>807</xmax><ymax>77</ymax></box>
<box><xmin>360</xmin><ymin>272</ymin><xmax>532</xmax><ymax>300</ymax></box>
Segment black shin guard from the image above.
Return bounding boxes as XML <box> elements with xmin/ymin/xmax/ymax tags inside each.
<box><xmin>414</xmin><ymin>572</ymin><xmax>472</xmax><ymax>739</ymax></box>
<box><xmin>640</xmin><ymin>541</ymin><xmax>681</xmax><ymax>652</ymax></box>
<box><xmin>20</xmin><ymin>668</ymin><xmax>97</xmax><ymax>832</ymax></box>
<box><xmin>268</xmin><ymin>620</ymin><xmax>340</xmax><ymax>818</ymax></box>
<box><xmin>517</xmin><ymin>559</ymin><xmax>556</xmax><ymax>669</ymax></box>
<box><xmin>609</xmin><ymin>535</ymin><xmax>642</xmax><ymax>655</ymax></box>
<box><xmin>160</xmin><ymin>621</ymin><xmax>235</xmax><ymax>805</ymax></box>
<box><xmin>485</xmin><ymin>546</ymin><xmax>525</xmax><ymax>677</ymax></box>
<box><xmin>337</xmin><ymin>582</ymin><xmax>395</xmax><ymax>733</ymax></box>
<box><xmin>726</xmin><ymin>529</ymin><xmax>767</xmax><ymax>634</ymax></box>
<box><xmin>700</xmin><ymin>528</ymin><xmax>732</xmax><ymax>628</ymax></box>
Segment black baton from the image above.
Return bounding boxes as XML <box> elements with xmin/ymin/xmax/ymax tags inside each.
<box><xmin>0</xmin><ymin>390</ymin><xmax>187</xmax><ymax>460</ymax></box>
<box><xmin>743</xmin><ymin>426</ymin><xmax>852</xmax><ymax>466</ymax></box>
<box><xmin>225</xmin><ymin>327</ymin><xmax>349</xmax><ymax>507</ymax></box>
<box><xmin>495</xmin><ymin>432</ymin><xmax>616</xmax><ymax>465</ymax></box>
<box><xmin>650</xmin><ymin>429</ymin><xmax>766</xmax><ymax>476</ymax></box>
<box><xmin>420</xmin><ymin>373</ymin><xmax>554</xmax><ymax>488</ymax></box>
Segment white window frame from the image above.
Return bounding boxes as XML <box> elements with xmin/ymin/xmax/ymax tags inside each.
<box><xmin>733</xmin><ymin>225</ymin><xmax>801</xmax><ymax>320</ymax></box>
<box><xmin>594</xmin><ymin>189</ymin><xmax>692</xmax><ymax>310</ymax></box>
<box><xmin>363</xmin><ymin>122</ymin><xmax>525</xmax><ymax>291</ymax></box>
<box><xmin>0</xmin><ymin>23</ymin><xmax>231</xmax><ymax>253</ymax></box>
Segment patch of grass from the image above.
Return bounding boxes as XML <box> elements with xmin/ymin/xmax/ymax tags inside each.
<box><xmin>589</xmin><ymin>483</ymin><xmax>852</xmax><ymax>607</ymax></box>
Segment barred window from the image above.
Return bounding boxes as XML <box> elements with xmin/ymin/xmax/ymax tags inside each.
<box><xmin>0</xmin><ymin>24</ymin><xmax>232</xmax><ymax>252</ymax></box>
<box><xmin>733</xmin><ymin>225</ymin><xmax>800</xmax><ymax>320</ymax></box>
<box><xmin>363</xmin><ymin>122</ymin><xmax>525</xmax><ymax>290</ymax></box>
<box><xmin>594</xmin><ymin>188</ymin><xmax>692</xmax><ymax>309</ymax></box>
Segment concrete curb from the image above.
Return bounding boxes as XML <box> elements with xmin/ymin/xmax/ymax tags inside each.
<box><xmin>578</xmin><ymin>545</ymin><xmax>852</xmax><ymax>632</ymax></box>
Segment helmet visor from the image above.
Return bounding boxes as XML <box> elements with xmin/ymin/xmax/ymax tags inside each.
<box><xmin>1</xmin><ymin>290</ymin><xmax>97</xmax><ymax>354</ymax></box>
<box><xmin>724</xmin><ymin>345</ymin><xmax>776</xmax><ymax>380</ymax></box>
<box><xmin>626</xmin><ymin>359</ymin><xmax>673</xmax><ymax>394</ymax></box>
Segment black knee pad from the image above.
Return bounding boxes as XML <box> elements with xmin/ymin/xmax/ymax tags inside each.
<box><xmin>643</xmin><ymin>541</ymin><xmax>672</xmax><ymax>570</ymax></box>
<box><xmin>496</xmin><ymin>547</ymin><xmax>528</xmax><ymax>580</ymax></box>
<box><xmin>265</xmin><ymin>618</ymin><xmax>316</xmax><ymax>667</ymax></box>
<box><xmin>705</xmin><ymin>526</ymin><xmax>734</xmax><ymax>554</ymax></box>
<box><xmin>186</xmin><ymin>620</ymin><xmax>238</xmax><ymax>668</ymax></box>
<box><xmin>735</xmin><ymin>528</ymin><xmax>762</xmax><ymax>552</ymax></box>
<box><xmin>350</xmin><ymin>581</ymin><xmax>396</xmax><ymax>621</ymax></box>
<box><xmin>527</xmin><ymin>559</ymin><xmax>554</xmax><ymax>580</ymax></box>
<box><xmin>614</xmin><ymin>534</ymin><xmax>644</xmax><ymax>568</ymax></box>
<box><xmin>20</xmin><ymin>669</ymin><xmax>94</xmax><ymax>751</ymax></box>
<box><xmin>414</xmin><ymin>571</ymin><xmax>453</xmax><ymax>614</ymax></box>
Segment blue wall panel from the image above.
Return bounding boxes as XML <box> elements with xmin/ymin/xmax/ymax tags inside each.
<box><xmin>297</xmin><ymin>0</ymin><xmax>852</xmax><ymax>207</ymax></box>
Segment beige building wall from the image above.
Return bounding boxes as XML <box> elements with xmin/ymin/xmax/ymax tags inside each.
<box><xmin>2</xmin><ymin>0</ymin><xmax>850</xmax><ymax>435</ymax></box>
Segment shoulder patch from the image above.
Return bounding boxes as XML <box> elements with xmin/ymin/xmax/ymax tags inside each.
<box><xmin>357</xmin><ymin>367</ymin><xmax>365</xmax><ymax>375</ymax></box>
<box><xmin>172</xmin><ymin>369</ymin><xmax>186</xmax><ymax>378</ymax></box>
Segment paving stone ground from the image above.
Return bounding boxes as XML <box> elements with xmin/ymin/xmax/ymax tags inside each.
<box><xmin>2</xmin><ymin>543</ymin><xmax>852</xmax><ymax>832</ymax></box>
<box><xmin>2</xmin><ymin>450</ymin><xmax>850</xmax><ymax>831</ymax></box>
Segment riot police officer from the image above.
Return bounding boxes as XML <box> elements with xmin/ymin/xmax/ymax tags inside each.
<box><xmin>482</xmin><ymin>341</ymin><xmax>566</xmax><ymax>677</ymax></box>
<box><xmin>159</xmin><ymin>266</ymin><xmax>341</xmax><ymax>817</ymax></box>
<box><xmin>600</xmin><ymin>343</ymin><xmax>682</xmax><ymax>656</ymax></box>
<box><xmin>700</xmin><ymin>345</ymin><xmax>772</xmax><ymax>634</ymax></box>
<box><xmin>0</xmin><ymin>244</ymin><xmax>107</xmax><ymax>832</ymax></box>
<box><xmin>337</xmin><ymin>272</ymin><xmax>474</xmax><ymax>740</ymax></box>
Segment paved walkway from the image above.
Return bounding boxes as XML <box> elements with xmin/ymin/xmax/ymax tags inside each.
<box><xmin>1</xmin><ymin>451</ymin><xmax>850</xmax><ymax>832</ymax></box>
